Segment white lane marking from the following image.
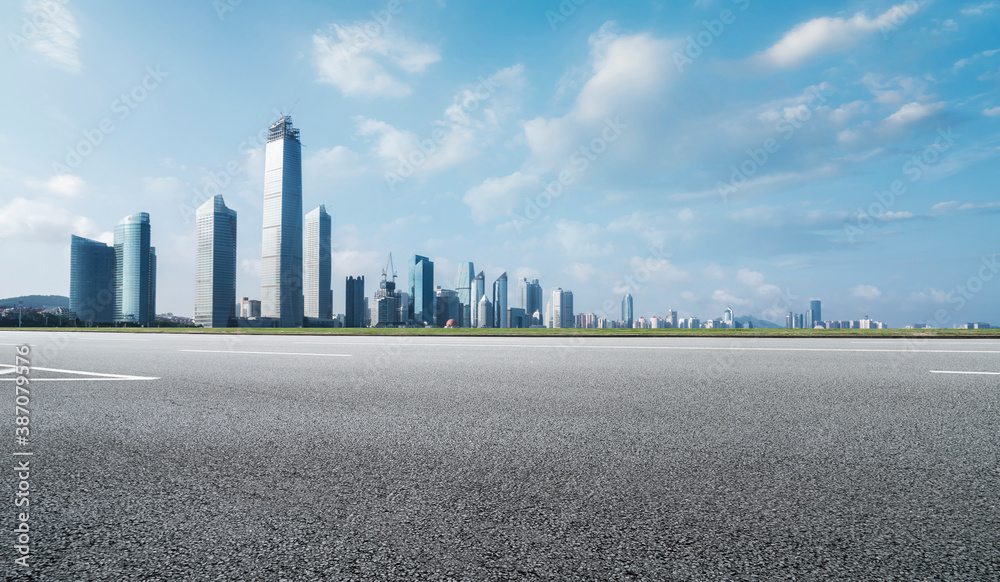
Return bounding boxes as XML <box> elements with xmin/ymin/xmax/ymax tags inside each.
<box><xmin>180</xmin><ymin>350</ymin><xmax>352</xmax><ymax>357</ymax></box>
<box><xmin>0</xmin><ymin>364</ymin><xmax>158</xmax><ymax>381</ymax></box>
<box><xmin>289</xmin><ymin>342</ymin><xmax>1000</xmax><ymax>354</ymax></box>
<box><xmin>930</xmin><ymin>370</ymin><xmax>1000</xmax><ymax>376</ymax></box>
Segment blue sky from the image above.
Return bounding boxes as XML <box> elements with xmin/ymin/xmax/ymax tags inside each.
<box><xmin>2</xmin><ymin>0</ymin><xmax>998</xmax><ymax>327</ymax></box>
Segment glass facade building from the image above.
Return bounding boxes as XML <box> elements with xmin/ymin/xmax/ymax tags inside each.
<box><xmin>113</xmin><ymin>212</ymin><xmax>156</xmax><ymax>326</ymax></box>
<box><xmin>456</xmin><ymin>262</ymin><xmax>474</xmax><ymax>327</ymax></box>
<box><xmin>304</xmin><ymin>204</ymin><xmax>332</xmax><ymax>320</ymax></box>
<box><xmin>493</xmin><ymin>272</ymin><xmax>508</xmax><ymax>328</ymax></box>
<box><xmin>70</xmin><ymin>235</ymin><xmax>116</xmax><ymax>324</ymax></box>
<box><xmin>469</xmin><ymin>271</ymin><xmax>485</xmax><ymax>328</ymax></box>
<box><xmin>809</xmin><ymin>300</ymin><xmax>822</xmax><ymax>329</ymax></box>
<box><xmin>622</xmin><ymin>293</ymin><xmax>634</xmax><ymax>328</ymax></box>
<box><xmin>408</xmin><ymin>254</ymin><xmax>435</xmax><ymax>326</ymax></box>
<box><xmin>261</xmin><ymin>115</ymin><xmax>304</xmax><ymax>327</ymax></box>
<box><xmin>194</xmin><ymin>195</ymin><xmax>237</xmax><ymax>328</ymax></box>
<box><xmin>345</xmin><ymin>276</ymin><xmax>366</xmax><ymax>328</ymax></box>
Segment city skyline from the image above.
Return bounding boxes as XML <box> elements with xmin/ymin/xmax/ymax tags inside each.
<box><xmin>3</xmin><ymin>1</ymin><xmax>998</xmax><ymax>328</ymax></box>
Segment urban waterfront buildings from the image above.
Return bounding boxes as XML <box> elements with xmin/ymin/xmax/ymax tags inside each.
<box><xmin>113</xmin><ymin>212</ymin><xmax>156</xmax><ymax>326</ymax></box>
<box><xmin>69</xmin><ymin>235</ymin><xmax>116</xmax><ymax>324</ymax></box>
<box><xmin>240</xmin><ymin>297</ymin><xmax>261</xmax><ymax>319</ymax></box>
<box><xmin>304</xmin><ymin>205</ymin><xmax>332</xmax><ymax>320</ymax></box>
<box><xmin>194</xmin><ymin>196</ymin><xmax>237</xmax><ymax>328</ymax></box>
<box><xmin>261</xmin><ymin>115</ymin><xmax>304</xmax><ymax>328</ymax></box>
<box><xmin>409</xmin><ymin>255</ymin><xmax>435</xmax><ymax>326</ymax></box>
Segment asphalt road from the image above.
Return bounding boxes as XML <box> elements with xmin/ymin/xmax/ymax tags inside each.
<box><xmin>2</xmin><ymin>331</ymin><xmax>999</xmax><ymax>581</ymax></box>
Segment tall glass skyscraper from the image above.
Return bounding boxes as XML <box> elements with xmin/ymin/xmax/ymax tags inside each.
<box><xmin>261</xmin><ymin>115</ymin><xmax>303</xmax><ymax>327</ymax></box>
<box><xmin>809</xmin><ymin>300</ymin><xmax>822</xmax><ymax>328</ymax></box>
<box><xmin>552</xmin><ymin>288</ymin><xmax>574</xmax><ymax>329</ymax></box>
<box><xmin>469</xmin><ymin>271</ymin><xmax>485</xmax><ymax>328</ymax></box>
<box><xmin>622</xmin><ymin>293</ymin><xmax>634</xmax><ymax>328</ymax></box>
<box><xmin>70</xmin><ymin>235</ymin><xmax>115</xmax><ymax>324</ymax></box>
<box><xmin>194</xmin><ymin>195</ymin><xmax>237</xmax><ymax>328</ymax></box>
<box><xmin>409</xmin><ymin>255</ymin><xmax>435</xmax><ymax>326</ymax></box>
<box><xmin>493</xmin><ymin>272</ymin><xmax>508</xmax><ymax>328</ymax></box>
<box><xmin>113</xmin><ymin>212</ymin><xmax>156</xmax><ymax>326</ymax></box>
<box><xmin>456</xmin><ymin>262</ymin><xmax>474</xmax><ymax>327</ymax></box>
<box><xmin>304</xmin><ymin>204</ymin><xmax>332</xmax><ymax>320</ymax></box>
<box><xmin>345</xmin><ymin>276</ymin><xmax>365</xmax><ymax>328</ymax></box>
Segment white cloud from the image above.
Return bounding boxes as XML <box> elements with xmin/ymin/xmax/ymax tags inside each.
<box><xmin>984</xmin><ymin>106</ymin><xmax>1000</xmax><ymax>117</ymax></box>
<box><xmin>878</xmin><ymin>211</ymin><xmax>914</xmax><ymax>221</ymax></box>
<box><xmin>312</xmin><ymin>25</ymin><xmax>440</xmax><ymax>97</ymax></box>
<box><xmin>549</xmin><ymin>219</ymin><xmax>613</xmax><ymax>258</ymax></box>
<box><xmin>304</xmin><ymin>145</ymin><xmax>366</xmax><ymax>182</ymax></box>
<box><xmin>961</xmin><ymin>2</ymin><xmax>997</xmax><ymax>15</ymax></box>
<box><xmin>883</xmin><ymin>101</ymin><xmax>945</xmax><ymax>126</ymax></box>
<box><xmin>736</xmin><ymin>268</ymin><xmax>765</xmax><ymax>288</ymax></box>
<box><xmin>852</xmin><ymin>284</ymin><xmax>882</xmax><ymax>300</ymax></box>
<box><xmin>703</xmin><ymin>263</ymin><xmax>727</xmax><ymax>280</ymax></box>
<box><xmin>25</xmin><ymin>174</ymin><xmax>85</xmax><ymax>197</ymax></box>
<box><xmin>952</xmin><ymin>48</ymin><xmax>1000</xmax><ymax>71</ymax></box>
<box><xmin>711</xmin><ymin>289</ymin><xmax>752</xmax><ymax>309</ymax></box>
<box><xmin>0</xmin><ymin>197</ymin><xmax>104</xmax><ymax>243</ymax></box>
<box><xmin>462</xmin><ymin>172</ymin><xmax>541</xmax><ymax>223</ymax></box>
<box><xmin>524</xmin><ymin>23</ymin><xmax>679</xmax><ymax>171</ymax></box>
<box><xmin>753</xmin><ymin>3</ymin><xmax>923</xmax><ymax>69</ymax></box>
<box><xmin>677</xmin><ymin>208</ymin><xmax>695</xmax><ymax>222</ymax></box>
<box><xmin>564</xmin><ymin>262</ymin><xmax>598</xmax><ymax>283</ymax></box>
<box><xmin>21</xmin><ymin>0</ymin><xmax>82</xmax><ymax>73</ymax></box>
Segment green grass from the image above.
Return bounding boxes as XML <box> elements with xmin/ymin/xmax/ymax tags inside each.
<box><xmin>5</xmin><ymin>327</ymin><xmax>999</xmax><ymax>338</ymax></box>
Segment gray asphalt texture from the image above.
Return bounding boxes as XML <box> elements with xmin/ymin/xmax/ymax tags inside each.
<box><xmin>2</xmin><ymin>331</ymin><xmax>999</xmax><ymax>581</ymax></box>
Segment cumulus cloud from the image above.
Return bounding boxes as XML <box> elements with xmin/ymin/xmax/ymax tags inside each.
<box><xmin>703</xmin><ymin>263</ymin><xmax>727</xmax><ymax>280</ymax></box>
<box><xmin>0</xmin><ymin>197</ymin><xmax>104</xmax><ymax>243</ymax></box>
<box><xmin>853</xmin><ymin>284</ymin><xmax>882</xmax><ymax>300</ymax></box>
<box><xmin>736</xmin><ymin>268</ymin><xmax>765</xmax><ymax>288</ymax></box>
<box><xmin>883</xmin><ymin>101</ymin><xmax>945</xmax><ymax>126</ymax></box>
<box><xmin>313</xmin><ymin>24</ymin><xmax>440</xmax><ymax>97</ymax></box>
<box><xmin>961</xmin><ymin>2</ymin><xmax>997</xmax><ymax>15</ymax></box>
<box><xmin>462</xmin><ymin>172</ymin><xmax>541</xmax><ymax>223</ymax></box>
<box><xmin>984</xmin><ymin>106</ymin><xmax>1000</xmax><ymax>117</ymax></box>
<box><xmin>25</xmin><ymin>174</ymin><xmax>85</xmax><ymax>197</ymax></box>
<box><xmin>753</xmin><ymin>3</ymin><xmax>923</xmax><ymax>69</ymax></box>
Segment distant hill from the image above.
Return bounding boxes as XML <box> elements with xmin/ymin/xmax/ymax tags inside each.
<box><xmin>735</xmin><ymin>315</ymin><xmax>782</xmax><ymax>329</ymax></box>
<box><xmin>0</xmin><ymin>295</ymin><xmax>70</xmax><ymax>309</ymax></box>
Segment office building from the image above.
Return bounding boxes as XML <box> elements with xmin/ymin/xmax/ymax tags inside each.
<box><xmin>723</xmin><ymin>307</ymin><xmax>734</xmax><ymax>329</ymax></box>
<box><xmin>665</xmin><ymin>309</ymin><xmax>678</xmax><ymax>328</ymax></box>
<box><xmin>508</xmin><ymin>307</ymin><xmax>527</xmax><ymax>329</ymax></box>
<box><xmin>304</xmin><ymin>204</ymin><xmax>332</xmax><ymax>320</ymax></box>
<box><xmin>622</xmin><ymin>293</ymin><xmax>634</xmax><ymax>328</ymax></box>
<box><xmin>809</xmin><ymin>300</ymin><xmax>822</xmax><ymax>329</ymax></box>
<box><xmin>477</xmin><ymin>295</ymin><xmax>492</xmax><ymax>328</ymax></box>
<box><xmin>518</xmin><ymin>278</ymin><xmax>543</xmax><ymax>318</ymax></box>
<box><xmin>240</xmin><ymin>297</ymin><xmax>261</xmax><ymax>319</ymax></box>
<box><xmin>551</xmin><ymin>288</ymin><xmax>574</xmax><ymax>329</ymax></box>
<box><xmin>457</xmin><ymin>262</ymin><xmax>474</xmax><ymax>327</ymax></box>
<box><xmin>70</xmin><ymin>235</ymin><xmax>116</xmax><ymax>324</ymax></box>
<box><xmin>345</xmin><ymin>276</ymin><xmax>365</xmax><ymax>328</ymax></box>
<box><xmin>469</xmin><ymin>271</ymin><xmax>485</xmax><ymax>328</ymax></box>
<box><xmin>194</xmin><ymin>196</ymin><xmax>237</xmax><ymax>328</ymax></box>
<box><xmin>435</xmin><ymin>287</ymin><xmax>461</xmax><ymax>326</ymax></box>
<box><xmin>261</xmin><ymin>115</ymin><xmax>304</xmax><ymax>327</ymax></box>
<box><xmin>493</xmin><ymin>272</ymin><xmax>508</xmax><ymax>328</ymax></box>
<box><xmin>409</xmin><ymin>255</ymin><xmax>434</xmax><ymax>326</ymax></box>
<box><xmin>113</xmin><ymin>212</ymin><xmax>156</xmax><ymax>326</ymax></box>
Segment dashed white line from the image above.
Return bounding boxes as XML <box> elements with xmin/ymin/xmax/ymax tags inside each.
<box><xmin>0</xmin><ymin>364</ymin><xmax>158</xmax><ymax>381</ymax></box>
<box><xmin>930</xmin><ymin>370</ymin><xmax>1000</xmax><ymax>376</ymax></box>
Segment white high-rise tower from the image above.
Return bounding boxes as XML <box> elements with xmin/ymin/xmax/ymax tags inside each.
<box><xmin>261</xmin><ymin>115</ymin><xmax>303</xmax><ymax>327</ymax></box>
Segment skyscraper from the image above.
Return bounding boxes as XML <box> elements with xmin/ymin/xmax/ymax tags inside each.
<box><xmin>194</xmin><ymin>196</ymin><xmax>237</xmax><ymax>328</ymax></box>
<box><xmin>493</xmin><ymin>272</ymin><xmax>508</xmax><ymax>328</ymax></box>
<box><xmin>304</xmin><ymin>204</ymin><xmax>332</xmax><ymax>320</ymax></box>
<box><xmin>552</xmin><ymin>288</ymin><xmax>567</xmax><ymax>329</ymax></box>
<box><xmin>723</xmin><ymin>307</ymin><xmax>734</xmax><ymax>329</ymax></box>
<box><xmin>261</xmin><ymin>115</ymin><xmax>304</xmax><ymax>327</ymax></box>
<box><xmin>469</xmin><ymin>271</ymin><xmax>485</xmax><ymax>328</ymax></box>
<box><xmin>622</xmin><ymin>293</ymin><xmax>634</xmax><ymax>328</ymax></box>
<box><xmin>562</xmin><ymin>290</ymin><xmax>574</xmax><ymax>329</ymax></box>
<box><xmin>810</xmin><ymin>300</ymin><xmax>822</xmax><ymax>329</ymax></box>
<box><xmin>477</xmin><ymin>295</ymin><xmax>492</xmax><ymax>328</ymax></box>
<box><xmin>435</xmin><ymin>287</ymin><xmax>461</xmax><ymax>326</ymax></box>
<box><xmin>457</xmin><ymin>262</ymin><xmax>474</xmax><ymax>327</ymax></box>
<box><xmin>70</xmin><ymin>235</ymin><xmax>115</xmax><ymax>324</ymax></box>
<box><xmin>113</xmin><ymin>212</ymin><xmax>156</xmax><ymax>326</ymax></box>
<box><xmin>518</xmin><ymin>278</ymin><xmax>542</xmax><ymax>318</ymax></box>
<box><xmin>409</xmin><ymin>254</ymin><xmax>435</xmax><ymax>326</ymax></box>
<box><xmin>665</xmin><ymin>309</ymin><xmax>678</xmax><ymax>328</ymax></box>
<box><xmin>345</xmin><ymin>276</ymin><xmax>365</xmax><ymax>328</ymax></box>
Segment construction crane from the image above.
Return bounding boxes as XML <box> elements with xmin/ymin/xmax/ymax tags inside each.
<box><xmin>381</xmin><ymin>253</ymin><xmax>397</xmax><ymax>291</ymax></box>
